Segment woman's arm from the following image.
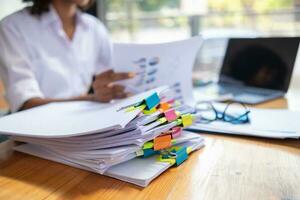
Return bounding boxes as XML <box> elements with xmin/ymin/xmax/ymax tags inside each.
<box><xmin>20</xmin><ymin>69</ymin><xmax>135</xmax><ymax>111</ymax></box>
<box><xmin>20</xmin><ymin>95</ymin><xmax>93</xmax><ymax>110</ymax></box>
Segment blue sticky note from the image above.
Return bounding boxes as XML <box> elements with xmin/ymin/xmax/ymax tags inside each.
<box><xmin>145</xmin><ymin>93</ymin><xmax>160</xmax><ymax>110</ymax></box>
<box><xmin>175</xmin><ymin>147</ymin><xmax>188</xmax><ymax>166</ymax></box>
<box><xmin>143</xmin><ymin>148</ymin><xmax>158</xmax><ymax>157</ymax></box>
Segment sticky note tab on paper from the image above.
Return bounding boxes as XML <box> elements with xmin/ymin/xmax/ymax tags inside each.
<box><xmin>164</xmin><ymin>109</ymin><xmax>177</xmax><ymax>122</ymax></box>
<box><xmin>143</xmin><ymin>142</ymin><xmax>154</xmax><ymax>149</ymax></box>
<box><xmin>171</xmin><ymin>127</ymin><xmax>182</xmax><ymax>138</ymax></box>
<box><xmin>175</xmin><ymin>147</ymin><xmax>188</xmax><ymax>166</ymax></box>
<box><xmin>159</xmin><ymin>102</ymin><xmax>170</xmax><ymax>111</ymax></box>
<box><xmin>143</xmin><ymin>148</ymin><xmax>158</xmax><ymax>157</ymax></box>
<box><xmin>181</xmin><ymin>114</ymin><xmax>193</xmax><ymax>127</ymax></box>
<box><xmin>143</xmin><ymin>107</ymin><xmax>157</xmax><ymax>115</ymax></box>
<box><xmin>145</xmin><ymin>93</ymin><xmax>160</xmax><ymax>110</ymax></box>
<box><xmin>154</xmin><ymin>135</ymin><xmax>172</xmax><ymax>150</ymax></box>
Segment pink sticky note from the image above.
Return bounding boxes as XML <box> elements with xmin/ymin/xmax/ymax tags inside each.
<box><xmin>171</xmin><ymin>127</ymin><xmax>182</xmax><ymax>138</ymax></box>
<box><xmin>164</xmin><ymin>109</ymin><xmax>177</xmax><ymax>122</ymax></box>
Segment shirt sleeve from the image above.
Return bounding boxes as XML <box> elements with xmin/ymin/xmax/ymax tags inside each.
<box><xmin>0</xmin><ymin>21</ymin><xmax>44</xmax><ymax>112</ymax></box>
<box><xmin>94</xmin><ymin>20</ymin><xmax>113</xmax><ymax>75</ymax></box>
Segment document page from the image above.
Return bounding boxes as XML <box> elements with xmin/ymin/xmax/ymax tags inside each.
<box><xmin>112</xmin><ymin>36</ymin><xmax>203</xmax><ymax>105</ymax></box>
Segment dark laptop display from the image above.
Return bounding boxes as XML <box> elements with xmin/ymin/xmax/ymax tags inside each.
<box><xmin>219</xmin><ymin>37</ymin><xmax>300</xmax><ymax>92</ymax></box>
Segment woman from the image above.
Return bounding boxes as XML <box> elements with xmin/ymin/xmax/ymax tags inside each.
<box><xmin>0</xmin><ymin>0</ymin><xmax>134</xmax><ymax>112</ymax></box>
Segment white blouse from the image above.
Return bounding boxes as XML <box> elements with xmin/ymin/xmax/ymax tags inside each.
<box><xmin>0</xmin><ymin>6</ymin><xmax>112</xmax><ymax>112</ymax></box>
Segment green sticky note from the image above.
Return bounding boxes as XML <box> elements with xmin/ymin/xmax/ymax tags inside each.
<box><xmin>143</xmin><ymin>142</ymin><xmax>154</xmax><ymax>149</ymax></box>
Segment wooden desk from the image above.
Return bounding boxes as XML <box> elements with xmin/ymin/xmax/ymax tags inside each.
<box><xmin>1</xmin><ymin>94</ymin><xmax>300</xmax><ymax>200</ymax></box>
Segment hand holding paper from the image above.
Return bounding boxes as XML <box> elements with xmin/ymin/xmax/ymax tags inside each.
<box><xmin>92</xmin><ymin>69</ymin><xmax>136</xmax><ymax>102</ymax></box>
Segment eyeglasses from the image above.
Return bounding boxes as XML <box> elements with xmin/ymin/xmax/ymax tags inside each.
<box><xmin>194</xmin><ymin>102</ymin><xmax>250</xmax><ymax>124</ymax></box>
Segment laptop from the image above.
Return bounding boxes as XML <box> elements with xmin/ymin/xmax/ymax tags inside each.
<box><xmin>212</xmin><ymin>37</ymin><xmax>299</xmax><ymax>104</ymax></box>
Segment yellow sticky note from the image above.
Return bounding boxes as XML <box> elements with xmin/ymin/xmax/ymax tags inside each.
<box><xmin>158</xmin><ymin>117</ymin><xmax>167</xmax><ymax>124</ymax></box>
<box><xmin>143</xmin><ymin>107</ymin><xmax>157</xmax><ymax>115</ymax></box>
<box><xmin>181</xmin><ymin>114</ymin><xmax>193</xmax><ymax>127</ymax></box>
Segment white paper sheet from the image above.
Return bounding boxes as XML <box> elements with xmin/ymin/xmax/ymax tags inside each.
<box><xmin>112</xmin><ymin>36</ymin><xmax>203</xmax><ymax>105</ymax></box>
<box><xmin>14</xmin><ymin>135</ymin><xmax>205</xmax><ymax>187</ymax></box>
<box><xmin>0</xmin><ymin>87</ymin><xmax>166</xmax><ymax>138</ymax></box>
<box><xmin>189</xmin><ymin>103</ymin><xmax>300</xmax><ymax>139</ymax></box>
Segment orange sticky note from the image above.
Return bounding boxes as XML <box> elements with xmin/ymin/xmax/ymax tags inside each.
<box><xmin>160</xmin><ymin>102</ymin><xmax>170</xmax><ymax>112</ymax></box>
<box><xmin>153</xmin><ymin>135</ymin><xmax>172</xmax><ymax>150</ymax></box>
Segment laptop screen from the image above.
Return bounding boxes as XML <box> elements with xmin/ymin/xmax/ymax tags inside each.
<box><xmin>219</xmin><ymin>37</ymin><xmax>300</xmax><ymax>92</ymax></box>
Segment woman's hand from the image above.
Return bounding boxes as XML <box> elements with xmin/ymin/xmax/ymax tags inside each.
<box><xmin>92</xmin><ymin>69</ymin><xmax>135</xmax><ymax>102</ymax></box>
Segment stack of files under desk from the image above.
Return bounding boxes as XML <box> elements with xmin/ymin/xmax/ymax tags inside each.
<box><xmin>0</xmin><ymin>86</ymin><xmax>204</xmax><ymax>187</ymax></box>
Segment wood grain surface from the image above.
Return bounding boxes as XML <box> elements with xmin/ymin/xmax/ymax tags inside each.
<box><xmin>1</xmin><ymin>91</ymin><xmax>300</xmax><ymax>200</ymax></box>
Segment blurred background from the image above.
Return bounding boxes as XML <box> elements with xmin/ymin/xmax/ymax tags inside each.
<box><xmin>1</xmin><ymin>0</ymin><xmax>300</xmax><ymax>110</ymax></box>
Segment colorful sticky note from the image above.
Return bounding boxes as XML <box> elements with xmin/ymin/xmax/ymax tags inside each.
<box><xmin>143</xmin><ymin>142</ymin><xmax>154</xmax><ymax>149</ymax></box>
<box><xmin>153</xmin><ymin>135</ymin><xmax>172</xmax><ymax>150</ymax></box>
<box><xmin>143</xmin><ymin>148</ymin><xmax>158</xmax><ymax>157</ymax></box>
<box><xmin>159</xmin><ymin>102</ymin><xmax>170</xmax><ymax>112</ymax></box>
<box><xmin>143</xmin><ymin>107</ymin><xmax>157</xmax><ymax>115</ymax></box>
<box><xmin>164</xmin><ymin>109</ymin><xmax>177</xmax><ymax>122</ymax></box>
<box><xmin>158</xmin><ymin>117</ymin><xmax>167</xmax><ymax>124</ymax></box>
<box><xmin>145</xmin><ymin>93</ymin><xmax>160</xmax><ymax>110</ymax></box>
<box><xmin>181</xmin><ymin>114</ymin><xmax>193</xmax><ymax>127</ymax></box>
<box><xmin>171</xmin><ymin>127</ymin><xmax>182</xmax><ymax>138</ymax></box>
<box><xmin>175</xmin><ymin>147</ymin><xmax>188</xmax><ymax>166</ymax></box>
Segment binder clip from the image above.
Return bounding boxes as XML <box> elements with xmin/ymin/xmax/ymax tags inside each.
<box><xmin>177</xmin><ymin>114</ymin><xmax>193</xmax><ymax>127</ymax></box>
<box><xmin>158</xmin><ymin>146</ymin><xmax>188</xmax><ymax>166</ymax></box>
<box><xmin>143</xmin><ymin>148</ymin><xmax>159</xmax><ymax>157</ymax></box>
<box><xmin>117</xmin><ymin>92</ymin><xmax>160</xmax><ymax>112</ymax></box>
<box><xmin>159</xmin><ymin>102</ymin><xmax>170</xmax><ymax>112</ymax></box>
<box><xmin>170</xmin><ymin>127</ymin><xmax>182</xmax><ymax>138</ymax></box>
<box><xmin>144</xmin><ymin>93</ymin><xmax>160</xmax><ymax>110</ymax></box>
<box><xmin>143</xmin><ymin>141</ymin><xmax>154</xmax><ymax>149</ymax></box>
<box><xmin>153</xmin><ymin>135</ymin><xmax>172</xmax><ymax>150</ymax></box>
<box><xmin>164</xmin><ymin>109</ymin><xmax>178</xmax><ymax>122</ymax></box>
<box><xmin>161</xmin><ymin>127</ymin><xmax>182</xmax><ymax>139</ymax></box>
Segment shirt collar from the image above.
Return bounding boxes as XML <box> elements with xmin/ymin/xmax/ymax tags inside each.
<box><xmin>41</xmin><ymin>5</ymin><xmax>89</xmax><ymax>30</ymax></box>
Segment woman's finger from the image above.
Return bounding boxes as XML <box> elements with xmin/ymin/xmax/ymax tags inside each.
<box><xmin>111</xmin><ymin>72</ymin><xmax>135</xmax><ymax>82</ymax></box>
<box><xmin>114</xmin><ymin>92</ymin><xmax>131</xmax><ymax>99</ymax></box>
<box><xmin>110</xmin><ymin>84</ymin><xmax>125</xmax><ymax>93</ymax></box>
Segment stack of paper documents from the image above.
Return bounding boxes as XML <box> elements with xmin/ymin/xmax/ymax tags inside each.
<box><xmin>188</xmin><ymin>103</ymin><xmax>300</xmax><ymax>139</ymax></box>
<box><xmin>0</xmin><ymin>87</ymin><xmax>204</xmax><ymax>187</ymax></box>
